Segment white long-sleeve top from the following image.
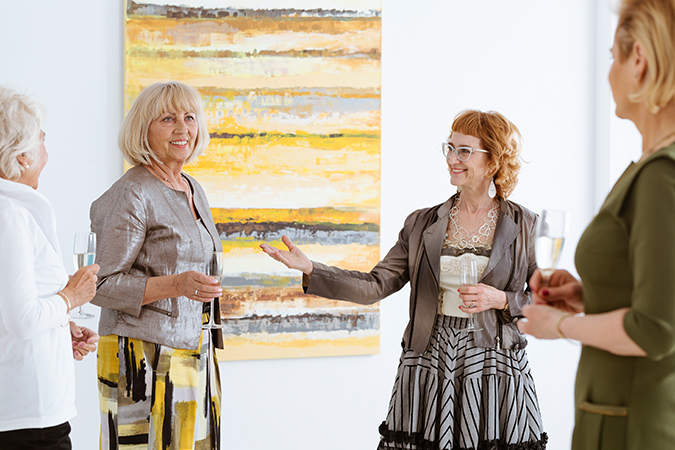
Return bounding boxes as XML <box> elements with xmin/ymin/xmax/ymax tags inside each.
<box><xmin>0</xmin><ymin>177</ymin><xmax>75</xmax><ymax>432</ymax></box>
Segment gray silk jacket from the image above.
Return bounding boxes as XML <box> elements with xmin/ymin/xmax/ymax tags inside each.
<box><xmin>90</xmin><ymin>166</ymin><xmax>223</xmax><ymax>350</ymax></box>
<box><xmin>305</xmin><ymin>195</ymin><xmax>538</xmax><ymax>354</ymax></box>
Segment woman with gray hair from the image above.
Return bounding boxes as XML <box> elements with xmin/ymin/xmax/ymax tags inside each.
<box><xmin>91</xmin><ymin>81</ymin><xmax>223</xmax><ymax>449</ymax></box>
<box><xmin>0</xmin><ymin>85</ymin><xmax>99</xmax><ymax>449</ymax></box>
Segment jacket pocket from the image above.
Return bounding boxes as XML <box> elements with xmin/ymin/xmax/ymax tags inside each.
<box><xmin>573</xmin><ymin>401</ymin><xmax>627</xmax><ymax>450</ymax></box>
<box><xmin>142</xmin><ymin>304</ymin><xmax>173</xmax><ymax>317</ymax></box>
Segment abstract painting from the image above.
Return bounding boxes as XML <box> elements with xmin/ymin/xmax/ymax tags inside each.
<box><xmin>124</xmin><ymin>0</ymin><xmax>382</xmax><ymax>360</ymax></box>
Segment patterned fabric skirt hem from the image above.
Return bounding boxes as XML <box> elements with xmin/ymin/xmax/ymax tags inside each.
<box><xmin>378</xmin><ymin>315</ymin><xmax>546</xmax><ymax>450</ymax></box>
<box><xmin>377</xmin><ymin>424</ymin><xmax>548</xmax><ymax>450</ymax></box>
<box><xmin>97</xmin><ymin>331</ymin><xmax>221</xmax><ymax>450</ymax></box>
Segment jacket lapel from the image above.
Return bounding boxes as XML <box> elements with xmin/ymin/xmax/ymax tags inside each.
<box><xmin>481</xmin><ymin>202</ymin><xmax>518</xmax><ymax>282</ymax></box>
<box><xmin>423</xmin><ymin>198</ymin><xmax>453</xmax><ymax>285</ymax></box>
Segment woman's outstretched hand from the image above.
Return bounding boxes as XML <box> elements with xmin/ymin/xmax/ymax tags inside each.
<box><xmin>529</xmin><ymin>269</ymin><xmax>584</xmax><ymax>314</ymax></box>
<box><xmin>260</xmin><ymin>235</ymin><xmax>313</xmax><ymax>275</ymax></box>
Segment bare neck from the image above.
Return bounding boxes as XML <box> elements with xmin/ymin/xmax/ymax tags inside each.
<box><xmin>457</xmin><ymin>190</ymin><xmax>495</xmax><ymax>214</ymax></box>
<box><xmin>146</xmin><ymin>159</ymin><xmax>184</xmax><ymax>185</ymax></box>
<box><xmin>634</xmin><ymin>101</ymin><xmax>675</xmax><ymax>161</ymax></box>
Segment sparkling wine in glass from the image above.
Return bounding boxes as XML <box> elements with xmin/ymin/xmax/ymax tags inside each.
<box><xmin>72</xmin><ymin>231</ymin><xmax>96</xmax><ymax>319</ymax></box>
<box><xmin>459</xmin><ymin>258</ymin><xmax>482</xmax><ymax>332</ymax></box>
<box><xmin>535</xmin><ymin>209</ymin><xmax>566</xmax><ymax>287</ymax></box>
<box><xmin>202</xmin><ymin>251</ymin><xmax>224</xmax><ymax>329</ymax></box>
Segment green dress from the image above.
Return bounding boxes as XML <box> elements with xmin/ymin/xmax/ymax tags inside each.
<box><xmin>573</xmin><ymin>144</ymin><xmax>675</xmax><ymax>450</ymax></box>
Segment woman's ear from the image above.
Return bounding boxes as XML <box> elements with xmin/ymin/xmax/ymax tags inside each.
<box><xmin>17</xmin><ymin>153</ymin><xmax>29</xmax><ymax>168</ymax></box>
<box><xmin>632</xmin><ymin>40</ymin><xmax>648</xmax><ymax>84</ymax></box>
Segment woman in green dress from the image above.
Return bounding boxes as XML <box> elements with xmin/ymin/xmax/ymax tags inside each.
<box><xmin>518</xmin><ymin>0</ymin><xmax>675</xmax><ymax>449</ymax></box>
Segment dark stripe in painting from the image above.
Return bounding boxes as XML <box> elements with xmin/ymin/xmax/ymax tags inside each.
<box><xmin>128</xmin><ymin>2</ymin><xmax>380</xmax><ymax>19</ymax></box>
<box><xmin>221</xmin><ymin>311</ymin><xmax>380</xmax><ymax>335</ymax></box>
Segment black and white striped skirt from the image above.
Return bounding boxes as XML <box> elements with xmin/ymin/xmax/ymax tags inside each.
<box><xmin>378</xmin><ymin>315</ymin><xmax>547</xmax><ymax>450</ymax></box>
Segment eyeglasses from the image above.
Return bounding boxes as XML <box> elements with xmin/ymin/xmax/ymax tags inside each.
<box><xmin>441</xmin><ymin>143</ymin><xmax>489</xmax><ymax>162</ymax></box>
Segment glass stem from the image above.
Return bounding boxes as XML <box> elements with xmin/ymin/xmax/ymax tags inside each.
<box><xmin>541</xmin><ymin>275</ymin><xmax>550</xmax><ymax>288</ymax></box>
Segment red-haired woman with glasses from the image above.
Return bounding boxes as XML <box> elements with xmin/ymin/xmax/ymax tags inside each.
<box><xmin>262</xmin><ymin>109</ymin><xmax>547</xmax><ymax>450</ymax></box>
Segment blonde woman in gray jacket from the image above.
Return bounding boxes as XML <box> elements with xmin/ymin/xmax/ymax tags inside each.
<box><xmin>91</xmin><ymin>82</ymin><xmax>223</xmax><ymax>450</ymax></box>
<box><xmin>262</xmin><ymin>110</ymin><xmax>547</xmax><ymax>450</ymax></box>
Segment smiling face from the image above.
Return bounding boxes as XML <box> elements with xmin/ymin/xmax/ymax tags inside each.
<box><xmin>147</xmin><ymin>110</ymin><xmax>198</xmax><ymax>165</ymax></box>
<box><xmin>446</xmin><ymin>132</ymin><xmax>491</xmax><ymax>193</ymax></box>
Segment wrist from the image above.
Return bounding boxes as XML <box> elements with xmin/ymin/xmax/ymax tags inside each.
<box><xmin>556</xmin><ymin>313</ymin><xmax>575</xmax><ymax>339</ymax></box>
<box><xmin>58</xmin><ymin>290</ymin><xmax>73</xmax><ymax>311</ymax></box>
<box><xmin>57</xmin><ymin>291</ymin><xmax>72</xmax><ymax>328</ymax></box>
<box><xmin>500</xmin><ymin>292</ymin><xmax>509</xmax><ymax>312</ymax></box>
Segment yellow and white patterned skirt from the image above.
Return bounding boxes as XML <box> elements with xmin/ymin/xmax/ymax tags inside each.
<box><xmin>97</xmin><ymin>331</ymin><xmax>221</xmax><ymax>450</ymax></box>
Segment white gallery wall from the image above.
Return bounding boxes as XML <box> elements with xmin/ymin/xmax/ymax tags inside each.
<box><xmin>1</xmin><ymin>1</ymin><xmax>641</xmax><ymax>449</ymax></box>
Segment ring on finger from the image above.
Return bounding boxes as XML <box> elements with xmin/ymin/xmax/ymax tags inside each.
<box><xmin>195</xmin><ymin>289</ymin><xmax>199</xmax><ymax>296</ymax></box>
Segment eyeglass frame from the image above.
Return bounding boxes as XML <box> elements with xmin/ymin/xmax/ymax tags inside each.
<box><xmin>441</xmin><ymin>142</ymin><xmax>490</xmax><ymax>162</ymax></box>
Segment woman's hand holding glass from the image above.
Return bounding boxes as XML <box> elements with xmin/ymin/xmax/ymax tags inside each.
<box><xmin>172</xmin><ymin>270</ymin><xmax>222</xmax><ymax>302</ymax></box>
<box><xmin>458</xmin><ymin>283</ymin><xmax>508</xmax><ymax>313</ymax></box>
<box><xmin>260</xmin><ymin>235</ymin><xmax>314</xmax><ymax>275</ymax></box>
<box><xmin>518</xmin><ymin>269</ymin><xmax>585</xmax><ymax>339</ymax></box>
<box><xmin>529</xmin><ymin>269</ymin><xmax>584</xmax><ymax>314</ymax></box>
<box><xmin>60</xmin><ymin>264</ymin><xmax>100</xmax><ymax>311</ymax></box>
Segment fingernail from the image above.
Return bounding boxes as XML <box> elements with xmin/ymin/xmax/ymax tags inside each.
<box><xmin>542</xmin><ymin>289</ymin><xmax>549</xmax><ymax>296</ymax></box>
<box><xmin>457</xmin><ymin>289</ymin><xmax>460</xmax><ymax>292</ymax></box>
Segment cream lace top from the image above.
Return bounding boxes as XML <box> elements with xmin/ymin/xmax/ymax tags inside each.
<box><xmin>438</xmin><ymin>253</ymin><xmax>489</xmax><ymax>317</ymax></box>
<box><xmin>438</xmin><ymin>197</ymin><xmax>498</xmax><ymax>317</ymax></box>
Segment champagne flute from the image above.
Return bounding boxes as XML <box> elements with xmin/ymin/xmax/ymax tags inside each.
<box><xmin>459</xmin><ymin>258</ymin><xmax>482</xmax><ymax>332</ymax></box>
<box><xmin>535</xmin><ymin>209</ymin><xmax>566</xmax><ymax>287</ymax></box>
<box><xmin>72</xmin><ymin>231</ymin><xmax>96</xmax><ymax>319</ymax></box>
<box><xmin>202</xmin><ymin>251</ymin><xmax>224</xmax><ymax>329</ymax></box>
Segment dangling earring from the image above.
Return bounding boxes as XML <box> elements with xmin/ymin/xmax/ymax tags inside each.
<box><xmin>488</xmin><ymin>179</ymin><xmax>497</xmax><ymax>199</ymax></box>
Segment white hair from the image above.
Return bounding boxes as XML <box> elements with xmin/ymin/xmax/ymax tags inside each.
<box><xmin>0</xmin><ymin>86</ymin><xmax>43</xmax><ymax>180</ymax></box>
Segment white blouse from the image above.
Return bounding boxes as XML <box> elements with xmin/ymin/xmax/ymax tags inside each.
<box><xmin>0</xmin><ymin>178</ymin><xmax>75</xmax><ymax>431</ymax></box>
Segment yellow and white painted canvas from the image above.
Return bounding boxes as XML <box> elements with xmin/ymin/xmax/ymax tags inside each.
<box><xmin>124</xmin><ymin>0</ymin><xmax>382</xmax><ymax>360</ymax></box>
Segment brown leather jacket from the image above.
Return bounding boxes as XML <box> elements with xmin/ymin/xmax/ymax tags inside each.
<box><xmin>305</xmin><ymin>195</ymin><xmax>538</xmax><ymax>354</ymax></box>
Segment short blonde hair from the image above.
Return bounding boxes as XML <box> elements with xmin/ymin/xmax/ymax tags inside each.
<box><xmin>119</xmin><ymin>81</ymin><xmax>210</xmax><ymax>166</ymax></box>
<box><xmin>450</xmin><ymin>109</ymin><xmax>522</xmax><ymax>199</ymax></box>
<box><xmin>0</xmin><ymin>86</ymin><xmax>43</xmax><ymax>180</ymax></box>
<box><xmin>616</xmin><ymin>0</ymin><xmax>675</xmax><ymax>114</ymax></box>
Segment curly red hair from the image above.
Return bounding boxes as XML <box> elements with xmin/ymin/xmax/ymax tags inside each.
<box><xmin>450</xmin><ymin>110</ymin><xmax>523</xmax><ymax>199</ymax></box>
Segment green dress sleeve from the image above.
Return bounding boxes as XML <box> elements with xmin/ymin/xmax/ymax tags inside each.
<box><xmin>623</xmin><ymin>158</ymin><xmax>675</xmax><ymax>360</ymax></box>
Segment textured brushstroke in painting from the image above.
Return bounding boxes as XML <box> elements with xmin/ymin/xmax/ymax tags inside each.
<box><xmin>124</xmin><ymin>0</ymin><xmax>382</xmax><ymax>360</ymax></box>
